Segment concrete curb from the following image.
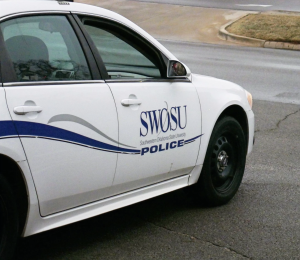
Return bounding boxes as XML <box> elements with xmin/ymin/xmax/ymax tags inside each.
<box><xmin>219</xmin><ymin>14</ymin><xmax>300</xmax><ymax>51</ymax></box>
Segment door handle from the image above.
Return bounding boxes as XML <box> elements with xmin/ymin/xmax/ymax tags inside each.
<box><xmin>13</xmin><ymin>106</ymin><xmax>43</xmax><ymax>115</ymax></box>
<box><xmin>121</xmin><ymin>99</ymin><xmax>142</xmax><ymax>106</ymax></box>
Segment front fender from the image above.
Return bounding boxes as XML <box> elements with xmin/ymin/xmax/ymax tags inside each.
<box><xmin>192</xmin><ymin>74</ymin><xmax>253</xmax><ymax>167</ymax></box>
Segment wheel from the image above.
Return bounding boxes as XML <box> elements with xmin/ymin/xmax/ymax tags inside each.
<box><xmin>0</xmin><ymin>175</ymin><xmax>19</xmax><ymax>260</ymax></box>
<box><xmin>190</xmin><ymin>116</ymin><xmax>246</xmax><ymax>206</ymax></box>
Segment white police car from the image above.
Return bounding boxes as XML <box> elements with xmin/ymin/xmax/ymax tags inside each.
<box><xmin>0</xmin><ymin>0</ymin><xmax>254</xmax><ymax>258</ymax></box>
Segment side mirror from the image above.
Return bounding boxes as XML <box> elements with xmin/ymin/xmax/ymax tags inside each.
<box><xmin>167</xmin><ymin>60</ymin><xmax>191</xmax><ymax>78</ymax></box>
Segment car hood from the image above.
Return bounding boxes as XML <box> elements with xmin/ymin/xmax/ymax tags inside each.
<box><xmin>191</xmin><ymin>73</ymin><xmax>245</xmax><ymax>92</ymax></box>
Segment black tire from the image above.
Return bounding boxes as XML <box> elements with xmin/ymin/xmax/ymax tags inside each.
<box><xmin>190</xmin><ymin>116</ymin><xmax>247</xmax><ymax>206</ymax></box>
<box><xmin>0</xmin><ymin>175</ymin><xmax>19</xmax><ymax>260</ymax></box>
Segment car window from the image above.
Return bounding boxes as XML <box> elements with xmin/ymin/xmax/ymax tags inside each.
<box><xmin>81</xmin><ymin>18</ymin><xmax>163</xmax><ymax>79</ymax></box>
<box><xmin>0</xmin><ymin>15</ymin><xmax>92</xmax><ymax>82</ymax></box>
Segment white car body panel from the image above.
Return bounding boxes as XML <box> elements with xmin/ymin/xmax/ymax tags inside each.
<box><xmin>108</xmin><ymin>80</ymin><xmax>201</xmax><ymax>194</ymax></box>
<box><xmin>192</xmin><ymin>74</ymin><xmax>254</xmax><ymax>167</ymax></box>
<box><xmin>0</xmin><ymin>1</ymin><xmax>255</xmax><ymax>240</ymax></box>
<box><xmin>24</xmin><ymin>174</ymin><xmax>189</xmax><ymax>237</ymax></box>
<box><xmin>189</xmin><ymin>75</ymin><xmax>254</xmax><ymax>184</ymax></box>
<box><xmin>0</xmin><ymin>87</ymin><xmax>26</xmax><ymax>162</ymax></box>
<box><xmin>4</xmin><ymin>83</ymin><xmax>120</xmax><ymax>216</ymax></box>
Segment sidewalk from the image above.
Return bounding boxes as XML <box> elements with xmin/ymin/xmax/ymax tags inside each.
<box><xmin>76</xmin><ymin>0</ymin><xmax>254</xmax><ymax>46</ymax></box>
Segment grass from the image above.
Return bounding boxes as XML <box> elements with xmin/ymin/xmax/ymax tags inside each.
<box><xmin>227</xmin><ymin>14</ymin><xmax>300</xmax><ymax>43</ymax></box>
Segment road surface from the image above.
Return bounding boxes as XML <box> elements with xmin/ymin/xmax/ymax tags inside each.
<box><xmin>132</xmin><ymin>0</ymin><xmax>300</xmax><ymax>11</ymax></box>
<box><xmin>161</xmin><ymin>40</ymin><xmax>300</xmax><ymax>105</ymax></box>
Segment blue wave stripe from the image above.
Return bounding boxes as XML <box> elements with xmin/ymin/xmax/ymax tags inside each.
<box><xmin>0</xmin><ymin>121</ymin><xmax>202</xmax><ymax>153</ymax></box>
<box><xmin>184</xmin><ymin>134</ymin><xmax>203</xmax><ymax>144</ymax></box>
<box><xmin>0</xmin><ymin>121</ymin><xmax>19</xmax><ymax>137</ymax></box>
<box><xmin>13</xmin><ymin>121</ymin><xmax>140</xmax><ymax>154</ymax></box>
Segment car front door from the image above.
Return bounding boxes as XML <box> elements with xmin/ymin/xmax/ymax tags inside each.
<box><xmin>78</xmin><ymin>15</ymin><xmax>202</xmax><ymax>194</ymax></box>
<box><xmin>0</xmin><ymin>14</ymin><xmax>121</xmax><ymax>216</ymax></box>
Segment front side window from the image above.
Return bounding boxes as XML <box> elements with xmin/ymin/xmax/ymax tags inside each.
<box><xmin>81</xmin><ymin>18</ymin><xmax>164</xmax><ymax>79</ymax></box>
<box><xmin>0</xmin><ymin>15</ymin><xmax>92</xmax><ymax>82</ymax></box>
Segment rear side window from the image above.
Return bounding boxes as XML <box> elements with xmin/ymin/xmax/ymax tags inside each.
<box><xmin>0</xmin><ymin>15</ymin><xmax>92</xmax><ymax>82</ymax></box>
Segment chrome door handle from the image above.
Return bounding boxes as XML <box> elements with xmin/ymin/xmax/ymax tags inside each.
<box><xmin>13</xmin><ymin>106</ymin><xmax>43</xmax><ymax>115</ymax></box>
<box><xmin>121</xmin><ymin>99</ymin><xmax>142</xmax><ymax>106</ymax></box>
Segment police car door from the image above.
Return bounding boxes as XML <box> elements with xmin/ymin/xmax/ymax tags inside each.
<box><xmin>79</xmin><ymin>16</ymin><xmax>202</xmax><ymax>194</ymax></box>
<box><xmin>0</xmin><ymin>14</ymin><xmax>120</xmax><ymax>216</ymax></box>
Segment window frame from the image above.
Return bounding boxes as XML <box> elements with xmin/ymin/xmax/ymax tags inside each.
<box><xmin>73</xmin><ymin>14</ymin><xmax>168</xmax><ymax>81</ymax></box>
<box><xmin>0</xmin><ymin>12</ymin><xmax>102</xmax><ymax>85</ymax></box>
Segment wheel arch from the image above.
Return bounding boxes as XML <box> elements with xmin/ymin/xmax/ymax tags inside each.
<box><xmin>0</xmin><ymin>154</ymin><xmax>28</xmax><ymax>236</ymax></box>
<box><xmin>217</xmin><ymin>105</ymin><xmax>249</xmax><ymax>152</ymax></box>
<box><xmin>190</xmin><ymin>103</ymin><xmax>250</xmax><ymax>185</ymax></box>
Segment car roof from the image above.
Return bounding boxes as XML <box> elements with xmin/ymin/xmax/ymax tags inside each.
<box><xmin>0</xmin><ymin>1</ymin><xmax>119</xmax><ymax>20</ymax></box>
<box><xmin>0</xmin><ymin>0</ymin><xmax>176</xmax><ymax>60</ymax></box>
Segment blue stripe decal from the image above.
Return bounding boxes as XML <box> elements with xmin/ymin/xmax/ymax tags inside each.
<box><xmin>184</xmin><ymin>134</ymin><xmax>203</xmax><ymax>144</ymax></box>
<box><xmin>0</xmin><ymin>121</ymin><xmax>19</xmax><ymax>137</ymax></box>
<box><xmin>0</xmin><ymin>120</ymin><xmax>203</xmax><ymax>154</ymax></box>
<box><xmin>13</xmin><ymin>121</ymin><xmax>140</xmax><ymax>154</ymax></box>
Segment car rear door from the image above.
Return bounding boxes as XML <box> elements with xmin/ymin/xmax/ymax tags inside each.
<box><xmin>0</xmin><ymin>14</ymin><xmax>121</xmax><ymax>216</ymax></box>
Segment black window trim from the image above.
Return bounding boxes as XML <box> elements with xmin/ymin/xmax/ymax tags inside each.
<box><xmin>0</xmin><ymin>25</ymin><xmax>17</xmax><ymax>83</ymax></box>
<box><xmin>67</xmin><ymin>14</ymin><xmax>101</xmax><ymax>80</ymax></box>
<box><xmin>105</xmin><ymin>78</ymin><xmax>191</xmax><ymax>84</ymax></box>
<box><xmin>0</xmin><ymin>12</ymin><xmax>102</xmax><ymax>84</ymax></box>
<box><xmin>72</xmin><ymin>14</ymin><xmax>109</xmax><ymax>80</ymax></box>
<box><xmin>73</xmin><ymin>13</ymin><xmax>169</xmax><ymax>81</ymax></box>
<box><xmin>71</xmin><ymin>12</ymin><xmax>173</xmax><ymax>59</ymax></box>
